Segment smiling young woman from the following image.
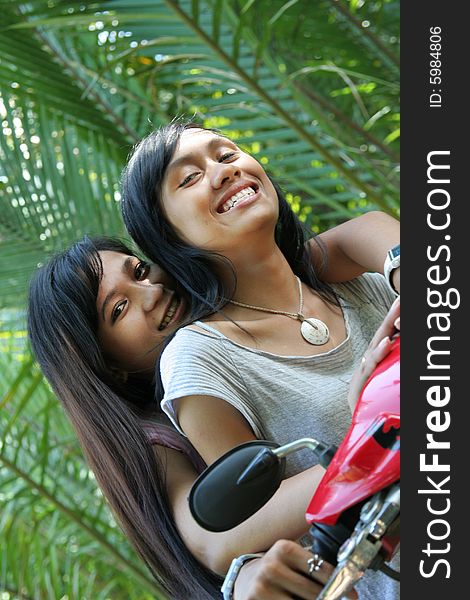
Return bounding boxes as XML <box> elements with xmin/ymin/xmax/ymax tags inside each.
<box><xmin>121</xmin><ymin>121</ymin><xmax>400</xmax><ymax>599</ymax></box>
<box><xmin>160</xmin><ymin>128</ymin><xmax>278</xmax><ymax>252</ymax></box>
<box><xmin>27</xmin><ymin>237</ymin><xmax>223</xmax><ymax>600</ymax></box>
<box><xmin>96</xmin><ymin>250</ymin><xmax>185</xmax><ymax>374</ymax></box>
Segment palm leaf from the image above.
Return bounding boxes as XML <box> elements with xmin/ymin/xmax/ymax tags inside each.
<box><xmin>0</xmin><ymin>351</ymin><xmax>164</xmax><ymax>598</ymax></box>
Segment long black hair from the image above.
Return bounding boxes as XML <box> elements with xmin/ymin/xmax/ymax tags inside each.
<box><xmin>121</xmin><ymin>121</ymin><xmax>337</xmax><ymax>396</ymax></box>
<box><xmin>27</xmin><ymin>236</ymin><xmax>222</xmax><ymax>600</ymax></box>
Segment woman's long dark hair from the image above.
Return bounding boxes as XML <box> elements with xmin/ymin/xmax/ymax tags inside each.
<box><xmin>121</xmin><ymin>121</ymin><xmax>338</xmax><ymax>397</ymax></box>
<box><xmin>27</xmin><ymin>236</ymin><xmax>222</xmax><ymax>600</ymax></box>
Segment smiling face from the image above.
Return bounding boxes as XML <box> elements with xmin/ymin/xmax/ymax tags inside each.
<box><xmin>161</xmin><ymin>128</ymin><xmax>278</xmax><ymax>254</ymax></box>
<box><xmin>96</xmin><ymin>251</ymin><xmax>186</xmax><ymax>375</ymax></box>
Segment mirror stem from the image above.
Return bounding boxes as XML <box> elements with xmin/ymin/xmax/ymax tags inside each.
<box><xmin>238</xmin><ymin>438</ymin><xmax>337</xmax><ymax>486</ymax></box>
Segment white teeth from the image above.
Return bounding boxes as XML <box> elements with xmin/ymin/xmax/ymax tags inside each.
<box><xmin>159</xmin><ymin>297</ymin><xmax>179</xmax><ymax>330</ymax></box>
<box><xmin>220</xmin><ymin>186</ymin><xmax>256</xmax><ymax>213</ymax></box>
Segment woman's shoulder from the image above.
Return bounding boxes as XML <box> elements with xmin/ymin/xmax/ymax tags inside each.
<box><xmin>163</xmin><ymin>322</ymin><xmax>224</xmax><ymax>358</ymax></box>
<box><xmin>332</xmin><ymin>272</ymin><xmax>395</xmax><ymax>308</ymax></box>
<box><xmin>160</xmin><ymin>322</ymin><xmax>232</xmax><ymax>379</ymax></box>
<box><xmin>170</xmin><ymin>321</ymin><xmax>224</xmax><ymax>342</ymax></box>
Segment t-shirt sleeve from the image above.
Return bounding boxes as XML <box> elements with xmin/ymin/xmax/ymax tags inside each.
<box><xmin>335</xmin><ymin>272</ymin><xmax>396</xmax><ymax>312</ymax></box>
<box><xmin>362</xmin><ymin>272</ymin><xmax>396</xmax><ymax>306</ymax></box>
<box><xmin>160</xmin><ymin>329</ymin><xmax>264</xmax><ymax>438</ymax></box>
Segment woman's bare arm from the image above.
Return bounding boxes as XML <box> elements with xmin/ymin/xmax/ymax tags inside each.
<box><xmin>313</xmin><ymin>211</ymin><xmax>400</xmax><ymax>292</ymax></box>
<box><xmin>160</xmin><ymin>415</ymin><xmax>324</xmax><ymax>575</ymax></box>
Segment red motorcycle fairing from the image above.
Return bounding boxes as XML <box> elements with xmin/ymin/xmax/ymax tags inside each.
<box><xmin>306</xmin><ymin>336</ymin><xmax>400</xmax><ymax>526</ymax></box>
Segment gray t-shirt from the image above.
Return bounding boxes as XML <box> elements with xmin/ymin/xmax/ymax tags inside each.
<box><xmin>161</xmin><ymin>273</ymin><xmax>399</xmax><ymax>599</ymax></box>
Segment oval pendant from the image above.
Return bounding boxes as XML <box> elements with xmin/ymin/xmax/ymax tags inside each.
<box><xmin>300</xmin><ymin>318</ymin><xmax>330</xmax><ymax>346</ymax></box>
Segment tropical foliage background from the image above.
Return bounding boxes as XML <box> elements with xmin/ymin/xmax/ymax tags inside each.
<box><xmin>0</xmin><ymin>1</ymin><xmax>399</xmax><ymax>597</ymax></box>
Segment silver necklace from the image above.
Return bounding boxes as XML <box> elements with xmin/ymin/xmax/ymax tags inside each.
<box><xmin>228</xmin><ymin>276</ymin><xmax>330</xmax><ymax>346</ymax></box>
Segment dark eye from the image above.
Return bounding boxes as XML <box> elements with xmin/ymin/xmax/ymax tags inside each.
<box><xmin>134</xmin><ymin>261</ymin><xmax>150</xmax><ymax>280</ymax></box>
<box><xmin>220</xmin><ymin>152</ymin><xmax>236</xmax><ymax>162</ymax></box>
<box><xmin>111</xmin><ymin>300</ymin><xmax>126</xmax><ymax>323</ymax></box>
<box><xmin>178</xmin><ymin>172</ymin><xmax>200</xmax><ymax>188</ymax></box>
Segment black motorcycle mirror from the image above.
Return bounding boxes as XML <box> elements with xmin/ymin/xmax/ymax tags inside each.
<box><xmin>189</xmin><ymin>440</ymin><xmax>285</xmax><ymax>532</ymax></box>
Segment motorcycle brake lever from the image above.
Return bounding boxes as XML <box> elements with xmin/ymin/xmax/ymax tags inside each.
<box><xmin>317</xmin><ymin>484</ymin><xmax>400</xmax><ymax>600</ymax></box>
<box><xmin>317</xmin><ymin>535</ymin><xmax>382</xmax><ymax>600</ymax></box>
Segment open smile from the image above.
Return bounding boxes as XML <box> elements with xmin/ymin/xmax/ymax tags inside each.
<box><xmin>216</xmin><ymin>183</ymin><xmax>260</xmax><ymax>214</ymax></box>
<box><xmin>158</xmin><ymin>294</ymin><xmax>183</xmax><ymax>330</ymax></box>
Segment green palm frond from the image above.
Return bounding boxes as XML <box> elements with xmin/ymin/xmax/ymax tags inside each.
<box><xmin>0</xmin><ymin>352</ymin><xmax>165</xmax><ymax>598</ymax></box>
<box><xmin>0</xmin><ymin>95</ymin><xmax>128</xmax><ymax>307</ymax></box>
